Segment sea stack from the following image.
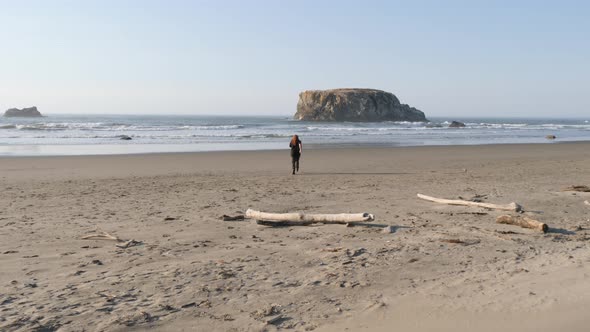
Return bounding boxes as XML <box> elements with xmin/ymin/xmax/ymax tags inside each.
<box><xmin>295</xmin><ymin>88</ymin><xmax>426</xmax><ymax>122</ymax></box>
<box><xmin>4</xmin><ymin>107</ymin><xmax>43</xmax><ymax>118</ymax></box>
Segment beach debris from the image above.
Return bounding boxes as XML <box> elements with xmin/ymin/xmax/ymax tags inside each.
<box><xmin>440</xmin><ymin>238</ymin><xmax>481</xmax><ymax>246</ymax></box>
<box><xmin>24</xmin><ymin>281</ymin><xmax>38</xmax><ymax>288</ymax></box>
<box><xmin>246</xmin><ymin>209</ymin><xmax>374</xmax><ymax>224</ymax></box>
<box><xmin>118</xmin><ymin>135</ymin><xmax>132</xmax><ymax>140</ymax></box>
<box><xmin>584</xmin><ymin>200</ymin><xmax>590</xmax><ymax>206</ymax></box>
<box><xmin>164</xmin><ymin>216</ymin><xmax>177</xmax><ymax>221</ymax></box>
<box><xmin>116</xmin><ymin>239</ymin><xmax>143</xmax><ymax>249</ymax></box>
<box><xmin>545</xmin><ymin>135</ymin><xmax>556</xmax><ymax>140</ymax></box>
<box><xmin>321</xmin><ymin>247</ymin><xmax>343</xmax><ymax>252</ymax></box>
<box><xmin>562</xmin><ymin>185</ymin><xmax>590</xmax><ymax>192</ymax></box>
<box><xmin>417</xmin><ymin>193</ymin><xmax>523</xmax><ymax>212</ymax></box>
<box><xmin>81</xmin><ymin>231</ymin><xmax>122</xmax><ymax>242</ymax></box>
<box><xmin>81</xmin><ymin>231</ymin><xmax>142</xmax><ymax>249</ymax></box>
<box><xmin>221</xmin><ymin>214</ymin><xmax>245</xmax><ymax>221</ymax></box>
<box><xmin>440</xmin><ymin>238</ymin><xmax>465</xmax><ymax>244</ymax></box>
<box><xmin>496</xmin><ymin>215</ymin><xmax>548</xmax><ymax>233</ymax></box>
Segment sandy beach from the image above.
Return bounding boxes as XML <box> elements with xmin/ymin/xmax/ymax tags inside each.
<box><xmin>1</xmin><ymin>142</ymin><xmax>590</xmax><ymax>331</ymax></box>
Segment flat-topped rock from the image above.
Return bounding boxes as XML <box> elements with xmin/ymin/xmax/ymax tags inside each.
<box><xmin>4</xmin><ymin>107</ymin><xmax>43</xmax><ymax>117</ymax></box>
<box><xmin>295</xmin><ymin>89</ymin><xmax>426</xmax><ymax>122</ymax></box>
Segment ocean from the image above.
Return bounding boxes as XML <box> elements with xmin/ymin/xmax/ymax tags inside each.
<box><xmin>1</xmin><ymin>114</ymin><xmax>589</xmax><ymax>156</ymax></box>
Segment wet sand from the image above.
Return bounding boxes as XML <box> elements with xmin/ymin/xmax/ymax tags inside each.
<box><xmin>1</xmin><ymin>143</ymin><xmax>590</xmax><ymax>331</ymax></box>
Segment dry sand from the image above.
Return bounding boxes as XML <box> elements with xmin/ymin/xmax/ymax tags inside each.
<box><xmin>1</xmin><ymin>143</ymin><xmax>590</xmax><ymax>331</ymax></box>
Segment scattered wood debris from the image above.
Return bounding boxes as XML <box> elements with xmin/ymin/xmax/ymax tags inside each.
<box><xmin>116</xmin><ymin>240</ymin><xmax>143</xmax><ymax>249</ymax></box>
<box><xmin>496</xmin><ymin>215</ymin><xmax>548</xmax><ymax>233</ymax></box>
<box><xmin>440</xmin><ymin>238</ymin><xmax>481</xmax><ymax>246</ymax></box>
<box><xmin>417</xmin><ymin>193</ymin><xmax>522</xmax><ymax>212</ymax></box>
<box><xmin>562</xmin><ymin>185</ymin><xmax>590</xmax><ymax>192</ymax></box>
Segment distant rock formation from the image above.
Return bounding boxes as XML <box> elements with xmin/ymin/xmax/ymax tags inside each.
<box><xmin>295</xmin><ymin>89</ymin><xmax>426</xmax><ymax>122</ymax></box>
<box><xmin>449</xmin><ymin>121</ymin><xmax>466</xmax><ymax>128</ymax></box>
<box><xmin>4</xmin><ymin>107</ymin><xmax>43</xmax><ymax>117</ymax></box>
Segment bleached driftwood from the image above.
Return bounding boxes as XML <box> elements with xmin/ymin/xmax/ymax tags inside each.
<box><xmin>246</xmin><ymin>209</ymin><xmax>374</xmax><ymax>223</ymax></box>
<box><xmin>81</xmin><ymin>231</ymin><xmax>122</xmax><ymax>242</ymax></box>
<box><xmin>562</xmin><ymin>185</ymin><xmax>590</xmax><ymax>192</ymax></box>
<box><xmin>417</xmin><ymin>194</ymin><xmax>523</xmax><ymax>212</ymax></box>
<box><xmin>496</xmin><ymin>215</ymin><xmax>548</xmax><ymax>233</ymax></box>
<box><xmin>585</xmin><ymin>200</ymin><xmax>590</xmax><ymax>206</ymax></box>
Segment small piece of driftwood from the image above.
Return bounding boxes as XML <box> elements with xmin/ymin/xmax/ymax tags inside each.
<box><xmin>81</xmin><ymin>231</ymin><xmax>122</xmax><ymax>242</ymax></box>
<box><xmin>116</xmin><ymin>240</ymin><xmax>143</xmax><ymax>249</ymax></box>
<box><xmin>246</xmin><ymin>209</ymin><xmax>374</xmax><ymax>223</ymax></box>
<box><xmin>496</xmin><ymin>215</ymin><xmax>548</xmax><ymax>233</ymax></box>
<box><xmin>562</xmin><ymin>185</ymin><xmax>590</xmax><ymax>192</ymax></box>
<box><xmin>417</xmin><ymin>194</ymin><xmax>523</xmax><ymax>212</ymax></box>
<box><xmin>584</xmin><ymin>200</ymin><xmax>590</xmax><ymax>206</ymax></box>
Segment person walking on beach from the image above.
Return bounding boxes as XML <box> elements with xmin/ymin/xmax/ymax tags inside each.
<box><xmin>289</xmin><ymin>135</ymin><xmax>302</xmax><ymax>175</ymax></box>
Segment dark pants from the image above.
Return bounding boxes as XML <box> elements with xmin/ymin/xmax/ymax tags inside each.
<box><xmin>291</xmin><ymin>153</ymin><xmax>300</xmax><ymax>173</ymax></box>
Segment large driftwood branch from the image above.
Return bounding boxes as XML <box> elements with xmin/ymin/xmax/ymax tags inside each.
<box><xmin>246</xmin><ymin>209</ymin><xmax>375</xmax><ymax>223</ymax></box>
<box><xmin>562</xmin><ymin>185</ymin><xmax>590</xmax><ymax>192</ymax></box>
<box><xmin>417</xmin><ymin>194</ymin><xmax>523</xmax><ymax>212</ymax></box>
<box><xmin>496</xmin><ymin>215</ymin><xmax>548</xmax><ymax>233</ymax></box>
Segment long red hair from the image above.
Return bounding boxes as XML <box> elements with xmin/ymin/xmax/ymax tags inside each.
<box><xmin>290</xmin><ymin>135</ymin><xmax>299</xmax><ymax>146</ymax></box>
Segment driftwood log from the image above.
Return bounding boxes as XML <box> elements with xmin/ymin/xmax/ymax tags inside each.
<box><xmin>246</xmin><ymin>209</ymin><xmax>374</xmax><ymax>223</ymax></box>
<box><xmin>562</xmin><ymin>185</ymin><xmax>590</xmax><ymax>192</ymax></box>
<box><xmin>417</xmin><ymin>194</ymin><xmax>523</xmax><ymax>212</ymax></box>
<box><xmin>246</xmin><ymin>209</ymin><xmax>375</xmax><ymax>227</ymax></box>
<box><xmin>496</xmin><ymin>215</ymin><xmax>548</xmax><ymax>233</ymax></box>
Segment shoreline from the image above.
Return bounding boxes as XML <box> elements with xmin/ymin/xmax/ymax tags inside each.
<box><xmin>0</xmin><ymin>139</ymin><xmax>588</xmax><ymax>159</ymax></box>
<box><xmin>1</xmin><ymin>142</ymin><xmax>590</xmax><ymax>331</ymax></box>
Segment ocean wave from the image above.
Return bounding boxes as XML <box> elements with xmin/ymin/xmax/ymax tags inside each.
<box><xmin>5</xmin><ymin>122</ymin><xmax>246</xmax><ymax>132</ymax></box>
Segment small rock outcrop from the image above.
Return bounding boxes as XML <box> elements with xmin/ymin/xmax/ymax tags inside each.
<box><xmin>118</xmin><ymin>135</ymin><xmax>132</xmax><ymax>140</ymax></box>
<box><xmin>295</xmin><ymin>89</ymin><xmax>426</xmax><ymax>122</ymax></box>
<box><xmin>449</xmin><ymin>121</ymin><xmax>466</xmax><ymax>128</ymax></box>
<box><xmin>4</xmin><ymin>107</ymin><xmax>43</xmax><ymax>117</ymax></box>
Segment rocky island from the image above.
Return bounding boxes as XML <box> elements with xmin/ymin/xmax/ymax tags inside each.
<box><xmin>295</xmin><ymin>89</ymin><xmax>426</xmax><ymax>122</ymax></box>
<box><xmin>4</xmin><ymin>106</ymin><xmax>43</xmax><ymax>117</ymax></box>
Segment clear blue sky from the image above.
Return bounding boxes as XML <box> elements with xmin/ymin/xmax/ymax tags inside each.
<box><xmin>1</xmin><ymin>0</ymin><xmax>588</xmax><ymax>117</ymax></box>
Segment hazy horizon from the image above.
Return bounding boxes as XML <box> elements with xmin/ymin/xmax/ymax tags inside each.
<box><xmin>1</xmin><ymin>1</ymin><xmax>589</xmax><ymax>118</ymax></box>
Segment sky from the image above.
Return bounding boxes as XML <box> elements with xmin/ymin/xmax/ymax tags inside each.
<box><xmin>0</xmin><ymin>0</ymin><xmax>589</xmax><ymax>117</ymax></box>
